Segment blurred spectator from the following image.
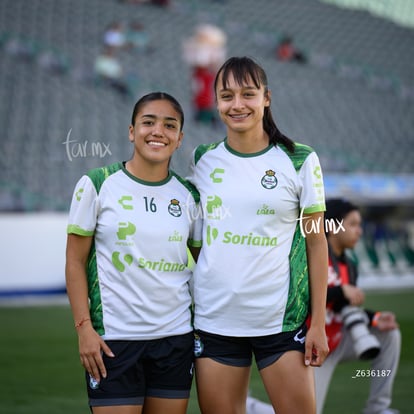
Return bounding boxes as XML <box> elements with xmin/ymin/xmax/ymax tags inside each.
<box><xmin>276</xmin><ymin>36</ymin><xmax>307</xmax><ymax>64</ymax></box>
<box><xmin>183</xmin><ymin>24</ymin><xmax>227</xmax><ymax>127</ymax></box>
<box><xmin>4</xmin><ymin>37</ymin><xmax>36</xmax><ymax>61</ymax></box>
<box><xmin>183</xmin><ymin>24</ymin><xmax>227</xmax><ymax>71</ymax></box>
<box><xmin>103</xmin><ymin>21</ymin><xmax>127</xmax><ymax>51</ymax></box>
<box><xmin>191</xmin><ymin>65</ymin><xmax>217</xmax><ymax>125</ymax></box>
<box><xmin>94</xmin><ymin>47</ymin><xmax>130</xmax><ymax>96</ymax></box>
<box><xmin>38</xmin><ymin>50</ymin><xmax>69</xmax><ymax>75</ymax></box>
<box><xmin>126</xmin><ymin>20</ymin><xmax>151</xmax><ymax>54</ymax></box>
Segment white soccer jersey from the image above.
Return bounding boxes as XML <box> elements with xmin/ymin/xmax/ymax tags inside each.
<box><xmin>67</xmin><ymin>162</ymin><xmax>201</xmax><ymax>340</ymax></box>
<box><xmin>188</xmin><ymin>140</ymin><xmax>325</xmax><ymax>336</ymax></box>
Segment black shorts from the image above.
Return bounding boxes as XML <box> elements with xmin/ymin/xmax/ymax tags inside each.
<box><xmin>194</xmin><ymin>324</ymin><xmax>307</xmax><ymax>370</ymax></box>
<box><xmin>87</xmin><ymin>332</ymin><xmax>194</xmax><ymax>407</ymax></box>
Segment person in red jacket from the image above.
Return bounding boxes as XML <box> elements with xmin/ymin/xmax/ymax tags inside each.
<box><xmin>276</xmin><ymin>36</ymin><xmax>307</xmax><ymax>64</ymax></box>
<box><xmin>191</xmin><ymin>65</ymin><xmax>218</xmax><ymax>126</ymax></box>
<box><xmin>315</xmin><ymin>198</ymin><xmax>401</xmax><ymax>414</ymax></box>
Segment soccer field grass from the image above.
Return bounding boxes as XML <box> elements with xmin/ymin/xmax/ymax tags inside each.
<box><xmin>0</xmin><ymin>290</ymin><xmax>412</xmax><ymax>413</ymax></box>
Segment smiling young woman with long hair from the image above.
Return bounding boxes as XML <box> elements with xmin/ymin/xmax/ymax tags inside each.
<box><xmin>188</xmin><ymin>57</ymin><xmax>329</xmax><ymax>414</ymax></box>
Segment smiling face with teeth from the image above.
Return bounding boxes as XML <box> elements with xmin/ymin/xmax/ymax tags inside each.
<box><xmin>215</xmin><ymin>71</ymin><xmax>271</xmax><ymax>151</ymax></box>
<box><xmin>127</xmin><ymin>99</ymin><xmax>184</xmax><ymax>179</ymax></box>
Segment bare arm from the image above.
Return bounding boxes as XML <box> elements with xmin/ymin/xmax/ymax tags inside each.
<box><xmin>303</xmin><ymin>211</ymin><xmax>330</xmax><ymax>367</ymax></box>
<box><xmin>65</xmin><ymin>233</ymin><xmax>114</xmax><ymax>382</ymax></box>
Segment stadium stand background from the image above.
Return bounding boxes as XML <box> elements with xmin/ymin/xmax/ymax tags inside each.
<box><xmin>0</xmin><ymin>0</ymin><xmax>413</xmax><ymax>293</ymax></box>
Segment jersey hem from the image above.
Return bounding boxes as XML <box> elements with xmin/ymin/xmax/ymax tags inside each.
<box><xmin>101</xmin><ymin>328</ymin><xmax>193</xmax><ymax>341</ymax></box>
<box><xmin>193</xmin><ymin>323</ymin><xmax>289</xmax><ymax>337</ymax></box>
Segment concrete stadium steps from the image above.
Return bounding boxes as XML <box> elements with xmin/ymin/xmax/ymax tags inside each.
<box><xmin>1</xmin><ymin>0</ymin><xmax>413</xmax><ymax>212</ymax></box>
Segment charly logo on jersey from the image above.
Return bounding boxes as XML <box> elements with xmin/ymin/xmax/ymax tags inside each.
<box><xmin>75</xmin><ymin>188</ymin><xmax>84</xmax><ymax>201</ymax></box>
<box><xmin>313</xmin><ymin>165</ymin><xmax>322</xmax><ymax>179</ymax></box>
<box><xmin>312</xmin><ymin>166</ymin><xmax>325</xmax><ymax>203</ymax></box>
<box><xmin>206</xmin><ymin>225</ymin><xmax>277</xmax><ymax>247</ymax></box>
<box><xmin>168</xmin><ymin>199</ymin><xmax>182</xmax><ymax>217</ymax></box>
<box><xmin>118</xmin><ymin>195</ymin><xmax>133</xmax><ymax>210</ymax></box>
<box><xmin>261</xmin><ymin>169</ymin><xmax>278</xmax><ymax>189</ymax></box>
<box><xmin>209</xmin><ymin>167</ymin><xmax>225</xmax><ymax>183</ymax></box>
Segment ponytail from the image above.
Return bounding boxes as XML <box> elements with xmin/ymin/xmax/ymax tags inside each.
<box><xmin>264</xmin><ymin>106</ymin><xmax>295</xmax><ymax>152</ymax></box>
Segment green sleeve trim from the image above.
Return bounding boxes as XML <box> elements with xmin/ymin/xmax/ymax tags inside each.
<box><xmin>171</xmin><ymin>172</ymin><xmax>200</xmax><ymax>203</ymax></box>
<box><xmin>302</xmin><ymin>203</ymin><xmax>326</xmax><ymax>214</ymax></box>
<box><xmin>87</xmin><ymin>162</ymin><xmax>123</xmax><ymax>194</ymax></box>
<box><xmin>67</xmin><ymin>224</ymin><xmax>94</xmax><ymax>236</ymax></box>
<box><xmin>194</xmin><ymin>140</ymin><xmax>223</xmax><ymax>165</ymax></box>
<box><xmin>279</xmin><ymin>142</ymin><xmax>314</xmax><ymax>172</ymax></box>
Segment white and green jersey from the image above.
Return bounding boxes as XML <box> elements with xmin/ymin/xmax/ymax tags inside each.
<box><xmin>67</xmin><ymin>162</ymin><xmax>201</xmax><ymax>341</ymax></box>
<box><xmin>188</xmin><ymin>140</ymin><xmax>325</xmax><ymax>336</ymax></box>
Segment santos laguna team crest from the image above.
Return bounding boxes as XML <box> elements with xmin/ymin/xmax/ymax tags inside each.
<box><xmin>261</xmin><ymin>170</ymin><xmax>278</xmax><ymax>189</ymax></box>
<box><xmin>168</xmin><ymin>199</ymin><xmax>182</xmax><ymax>217</ymax></box>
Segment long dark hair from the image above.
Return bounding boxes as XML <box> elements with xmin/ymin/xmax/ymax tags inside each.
<box><xmin>131</xmin><ymin>91</ymin><xmax>184</xmax><ymax>131</ymax></box>
<box><xmin>214</xmin><ymin>56</ymin><xmax>295</xmax><ymax>153</ymax></box>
